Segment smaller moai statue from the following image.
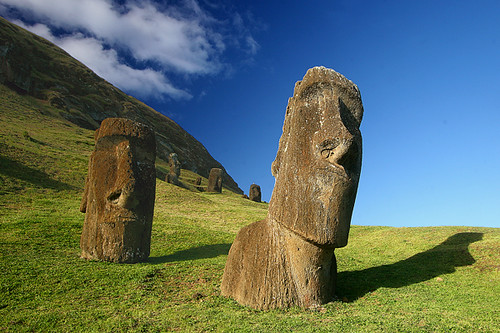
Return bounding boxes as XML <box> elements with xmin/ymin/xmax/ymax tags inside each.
<box><xmin>80</xmin><ymin>118</ymin><xmax>156</xmax><ymax>263</ymax></box>
<box><xmin>249</xmin><ymin>184</ymin><xmax>261</xmax><ymax>202</ymax></box>
<box><xmin>166</xmin><ymin>152</ymin><xmax>181</xmax><ymax>184</ymax></box>
<box><xmin>207</xmin><ymin>168</ymin><xmax>223</xmax><ymax>193</ymax></box>
<box><xmin>194</xmin><ymin>177</ymin><xmax>202</xmax><ymax>185</ymax></box>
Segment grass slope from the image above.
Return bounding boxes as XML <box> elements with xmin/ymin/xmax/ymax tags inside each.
<box><xmin>1</xmin><ymin>84</ymin><xmax>499</xmax><ymax>332</ymax></box>
<box><xmin>0</xmin><ymin>17</ymin><xmax>242</xmax><ymax>193</ymax></box>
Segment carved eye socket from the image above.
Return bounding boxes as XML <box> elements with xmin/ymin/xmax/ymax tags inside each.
<box><xmin>319</xmin><ymin>139</ymin><xmax>339</xmax><ymax>160</ymax></box>
<box><xmin>107</xmin><ymin>190</ymin><xmax>122</xmax><ymax>204</ymax></box>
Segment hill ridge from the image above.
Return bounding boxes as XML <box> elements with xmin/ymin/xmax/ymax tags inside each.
<box><xmin>0</xmin><ymin>16</ymin><xmax>243</xmax><ymax>194</ymax></box>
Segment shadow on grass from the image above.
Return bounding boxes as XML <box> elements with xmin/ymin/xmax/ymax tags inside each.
<box><xmin>0</xmin><ymin>155</ymin><xmax>76</xmax><ymax>191</ymax></box>
<box><xmin>149</xmin><ymin>243</ymin><xmax>232</xmax><ymax>264</ymax></box>
<box><xmin>337</xmin><ymin>232</ymin><xmax>483</xmax><ymax>301</ymax></box>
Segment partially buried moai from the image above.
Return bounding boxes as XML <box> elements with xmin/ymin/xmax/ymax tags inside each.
<box><xmin>207</xmin><ymin>168</ymin><xmax>223</xmax><ymax>193</ymax></box>
<box><xmin>80</xmin><ymin>118</ymin><xmax>156</xmax><ymax>263</ymax></box>
<box><xmin>221</xmin><ymin>67</ymin><xmax>363</xmax><ymax>309</ymax></box>
<box><xmin>166</xmin><ymin>152</ymin><xmax>181</xmax><ymax>184</ymax></box>
<box><xmin>249</xmin><ymin>184</ymin><xmax>261</xmax><ymax>202</ymax></box>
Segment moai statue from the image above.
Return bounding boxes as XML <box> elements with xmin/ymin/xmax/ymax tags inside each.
<box><xmin>207</xmin><ymin>168</ymin><xmax>223</xmax><ymax>193</ymax></box>
<box><xmin>80</xmin><ymin>118</ymin><xmax>156</xmax><ymax>263</ymax></box>
<box><xmin>166</xmin><ymin>152</ymin><xmax>181</xmax><ymax>184</ymax></box>
<box><xmin>194</xmin><ymin>177</ymin><xmax>202</xmax><ymax>185</ymax></box>
<box><xmin>221</xmin><ymin>67</ymin><xmax>363</xmax><ymax>309</ymax></box>
<box><xmin>249</xmin><ymin>184</ymin><xmax>261</xmax><ymax>202</ymax></box>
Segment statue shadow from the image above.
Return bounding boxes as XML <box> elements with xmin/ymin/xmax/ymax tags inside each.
<box><xmin>337</xmin><ymin>232</ymin><xmax>483</xmax><ymax>301</ymax></box>
<box><xmin>149</xmin><ymin>243</ymin><xmax>232</xmax><ymax>264</ymax></box>
<box><xmin>0</xmin><ymin>155</ymin><xmax>76</xmax><ymax>191</ymax></box>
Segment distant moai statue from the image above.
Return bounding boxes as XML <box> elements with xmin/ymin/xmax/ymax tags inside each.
<box><xmin>207</xmin><ymin>168</ymin><xmax>223</xmax><ymax>193</ymax></box>
<box><xmin>166</xmin><ymin>152</ymin><xmax>181</xmax><ymax>184</ymax></box>
<box><xmin>195</xmin><ymin>177</ymin><xmax>202</xmax><ymax>185</ymax></box>
<box><xmin>249</xmin><ymin>184</ymin><xmax>261</xmax><ymax>202</ymax></box>
<box><xmin>80</xmin><ymin>118</ymin><xmax>156</xmax><ymax>263</ymax></box>
<box><xmin>221</xmin><ymin>67</ymin><xmax>364</xmax><ymax>309</ymax></box>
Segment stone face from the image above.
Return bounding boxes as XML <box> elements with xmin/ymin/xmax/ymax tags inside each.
<box><xmin>207</xmin><ymin>168</ymin><xmax>223</xmax><ymax>193</ymax></box>
<box><xmin>80</xmin><ymin>118</ymin><xmax>156</xmax><ymax>263</ymax></box>
<box><xmin>221</xmin><ymin>67</ymin><xmax>363</xmax><ymax>309</ymax></box>
<box><xmin>166</xmin><ymin>152</ymin><xmax>181</xmax><ymax>184</ymax></box>
<box><xmin>249</xmin><ymin>184</ymin><xmax>261</xmax><ymax>202</ymax></box>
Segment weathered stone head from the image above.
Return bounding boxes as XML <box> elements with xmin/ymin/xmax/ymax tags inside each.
<box><xmin>249</xmin><ymin>184</ymin><xmax>261</xmax><ymax>202</ymax></box>
<box><xmin>80</xmin><ymin>118</ymin><xmax>156</xmax><ymax>263</ymax></box>
<box><xmin>269</xmin><ymin>66</ymin><xmax>363</xmax><ymax>247</ymax></box>
<box><xmin>169</xmin><ymin>152</ymin><xmax>181</xmax><ymax>176</ymax></box>
<box><xmin>221</xmin><ymin>67</ymin><xmax>363</xmax><ymax>309</ymax></box>
<box><xmin>166</xmin><ymin>152</ymin><xmax>181</xmax><ymax>184</ymax></box>
<box><xmin>207</xmin><ymin>167</ymin><xmax>223</xmax><ymax>193</ymax></box>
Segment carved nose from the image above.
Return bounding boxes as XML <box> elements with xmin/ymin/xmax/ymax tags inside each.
<box><xmin>336</xmin><ymin>141</ymin><xmax>359</xmax><ymax>175</ymax></box>
<box><xmin>322</xmin><ymin>140</ymin><xmax>359</xmax><ymax>175</ymax></box>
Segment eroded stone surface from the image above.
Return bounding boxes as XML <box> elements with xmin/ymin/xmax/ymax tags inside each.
<box><xmin>207</xmin><ymin>168</ymin><xmax>223</xmax><ymax>193</ymax></box>
<box><xmin>166</xmin><ymin>152</ymin><xmax>181</xmax><ymax>184</ymax></box>
<box><xmin>221</xmin><ymin>67</ymin><xmax>363</xmax><ymax>309</ymax></box>
<box><xmin>80</xmin><ymin>118</ymin><xmax>156</xmax><ymax>263</ymax></box>
<box><xmin>249</xmin><ymin>184</ymin><xmax>261</xmax><ymax>202</ymax></box>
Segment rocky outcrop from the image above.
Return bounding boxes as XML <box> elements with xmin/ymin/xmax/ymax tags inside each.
<box><xmin>80</xmin><ymin>118</ymin><xmax>156</xmax><ymax>263</ymax></box>
<box><xmin>0</xmin><ymin>17</ymin><xmax>242</xmax><ymax>194</ymax></box>
<box><xmin>221</xmin><ymin>67</ymin><xmax>364</xmax><ymax>309</ymax></box>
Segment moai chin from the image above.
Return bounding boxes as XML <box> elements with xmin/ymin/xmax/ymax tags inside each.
<box><xmin>80</xmin><ymin>118</ymin><xmax>156</xmax><ymax>263</ymax></box>
<box><xmin>221</xmin><ymin>67</ymin><xmax>363</xmax><ymax>309</ymax></box>
<box><xmin>249</xmin><ymin>184</ymin><xmax>261</xmax><ymax>202</ymax></box>
<box><xmin>207</xmin><ymin>168</ymin><xmax>223</xmax><ymax>193</ymax></box>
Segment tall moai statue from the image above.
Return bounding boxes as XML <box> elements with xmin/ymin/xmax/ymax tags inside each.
<box><xmin>249</xmin><ymin>184</ymin><xmax>261</xmax><ymax>202</ymax></box>
<box><xmin>166</xmin><ymin>152</ymin><xmax>181</xmax><ymax>184</ymax></box>
<box><xmin>221</xmin><ymin>67</ymin><xmax>363</xmax><ymax>309</ymax></box>
<box><xmin>207</xmin><ymin>168</ymin><xmax>223</xmax><ymax>193</ymax></box>
<box><xmin>80</xmin><ymin>118</ymin><xmax>156</xmax><ymax>263</ymax></box>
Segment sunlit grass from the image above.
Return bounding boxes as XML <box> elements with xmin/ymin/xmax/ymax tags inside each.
<box><xmin>1</xmin><ymin>84</ymin><xmax>499</xmax><ymax>331</ymax></box>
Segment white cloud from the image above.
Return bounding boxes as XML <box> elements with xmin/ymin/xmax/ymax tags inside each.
<box><xmin>0</xmin><ymin>0</ymin><xmax>260</xmax><ymax>99</ymax></box>
<box><xmin>13</xmin><ymin>20</ymin><xmax>191</xmax><ymax>100</ymax></box>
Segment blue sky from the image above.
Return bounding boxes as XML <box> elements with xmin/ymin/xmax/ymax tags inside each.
<box><xmin>1</xmin><ymin>0</ymin><xmax>499</xmax><ymax>228</ymax></box>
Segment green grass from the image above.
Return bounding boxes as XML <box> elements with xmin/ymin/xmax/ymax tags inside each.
<box><xmin>1</xmin><ymin>84</ymin><xmax>499</xmax><ymax>332</ymax></box>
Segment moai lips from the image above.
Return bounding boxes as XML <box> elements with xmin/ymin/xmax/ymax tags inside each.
<box><xmin>80</xmin><ymin>118</ymin><xmax>156</xmax><ymax>263</ymax></box>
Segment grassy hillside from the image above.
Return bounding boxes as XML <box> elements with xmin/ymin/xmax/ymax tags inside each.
<box><xmin>0</xmin><ymin>16</ymin><xmax>242</xmax><ymax>193</ymax></box>
<box><xmin>1</xmin><ymin>83</ymin><xmax>499</xmax><ymax>332</ymax></box>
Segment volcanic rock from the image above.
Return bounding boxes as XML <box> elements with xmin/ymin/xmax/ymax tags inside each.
<box><xmin>80</xmin><ymin>118</ymin><xmax>156</xmax><ymax>263</ymax></box>
<box><xmin>249</xmin><ymin>184</ymin><xmax>261</xmax><ymax>202</ymax></box>
<box><xmin>221</xmin><ymin>66</ymin><xmax>363</xmax><ymax>309</ymax></box>
<box><xmin>166</xmin><ymin>152</ymin><xmax>181</xmax><ymax>184</ymax></box>
<box><xmin>207</xmin><ymin>168</ymin><xmax>223</xmax><ymax>193</ymax></box>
